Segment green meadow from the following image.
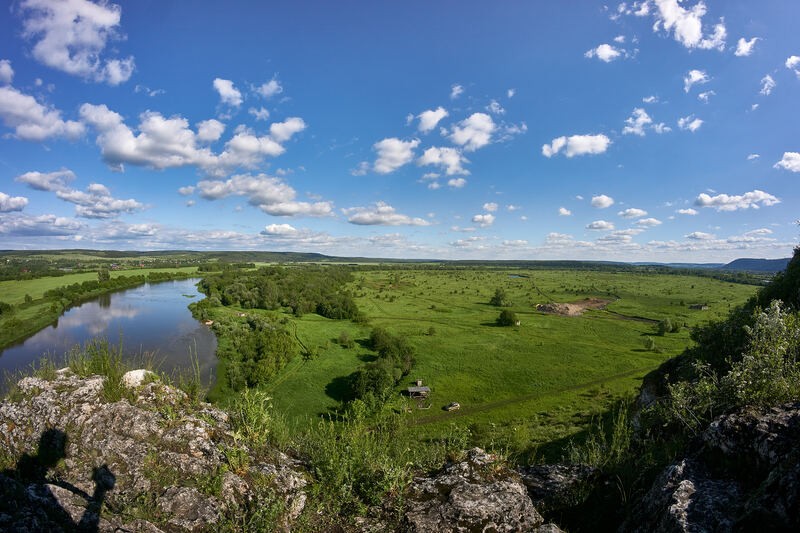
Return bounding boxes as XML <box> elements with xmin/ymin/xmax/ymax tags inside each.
<box><xmin>263</xmin><ymin>268</ymin><xmax>757</xmax><ymax>457</ymax></box>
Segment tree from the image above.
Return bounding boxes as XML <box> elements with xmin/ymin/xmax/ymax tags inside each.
<box><xmin>490</xmin><ymin>287</ymin><xmax>511</xmax><ymax>307</ymax></box>
<box><xmin>97</xmin><ymin>268</ymin><xmax>110</xmax><ymax>283</ymax></box>
<box><xmin>496</xmin><ymin>309</ymin><xmax>518</xmax><ymax>327</ymax></box>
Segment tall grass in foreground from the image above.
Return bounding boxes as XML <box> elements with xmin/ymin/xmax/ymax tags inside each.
<box><xmin>67</xmin><ymin>338</ymin><xmax>130</xmax><ymax>402</ymax></box>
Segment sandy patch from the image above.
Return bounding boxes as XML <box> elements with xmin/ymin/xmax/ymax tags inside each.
<box><xmin>535</xmin><ymin>298</ymin><xmax>611</xmax><ymax>317</ymax></box>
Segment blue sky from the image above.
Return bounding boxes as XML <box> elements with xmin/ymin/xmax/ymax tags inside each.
<box><xmin>0</xmin><ymin>0</ymin><xmax>798</xmax><ymax>261</ymax></box>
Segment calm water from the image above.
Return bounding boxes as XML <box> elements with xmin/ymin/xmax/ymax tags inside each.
<box><xmin>0</xmin><ymin>278</ymin><xmax>217</xmax><ymax>387</ymax></box>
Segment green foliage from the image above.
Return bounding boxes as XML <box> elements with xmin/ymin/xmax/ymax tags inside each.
<box><xmin>643</xmin><ymin>337</ymin><xmax>657</xmax><ymax>351</ymax></box>
<box><xmin>337</xmin><ymin>331</ymin><xmax>355</xmax><ymax>348</ymax></box>
<box><xmin>656</xmin><ymin>318</ymin><xmax>680</xmax><ymax>335</ymax></box>
<box><xmin>496</xmin><ymin>309</ymin><xmax>518</xmax><ymax>327</ymax></box>
<box><xmin>566</xmin><ymin>400</ymin><xmax>632</xmax><ymax>468</ymax></box>
<box><xmin>97</xmin><ymin>268</ymin><xmax>110</xmax><ymax>282</ymax></box>
<box><xmin>67</xmin><ymin>338</ymin><xmax>131</xmax><ymax>403</ymax></box>
<box><xmin>0</xmin><ymin>301</ymin><xmax>12</xmax><ymax>316</ymax></box>
<box><xmin>489</xmin><ymin>287</ymin><xmax>512</xmax><ymax>307</ymax></box>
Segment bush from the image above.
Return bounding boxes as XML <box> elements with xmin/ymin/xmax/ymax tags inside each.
<box><xmin>489</xmin><ymin>287</ymin><xmax>512</xmax><ymax>307</ymax></box>
<box><xmin>496</xmin><ymin>309</ymin><xmax>517</xmax><ymax>327</ymax></box>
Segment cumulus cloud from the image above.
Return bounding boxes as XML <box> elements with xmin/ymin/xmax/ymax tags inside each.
<box><xmin>417</xmin><ymin>147</ymin><xmax>469</xmax><ymax>175</ymax></box>
<box><xmin>196</xmin><ymin>119</ymin><xmax>225</xmax><ymax>143</ymax></box>
<box><xmin>20</xmin><ymin>0</ymin><xmax>135</xmax><ymax>84</ymax></box>
<box><xmin>618</xmin><ymin>207</ymin><xmax>647</xmax><ymax>218</ymax></box>
<box><xmin>196</xmin><ymin>173</ymin><xmax>332</xmax><ymax>217</ymax></box>
<box><xmin>0</xmin><ymin>60</ymin><xmax>13</xmax><ymax>84</ymax></box>
<box><xmin>558</xmin><ymin>207</ymin><xmax>572</xmax><ymax>216</ymax></box>
<box><xmin>653</xmin><ymin>122</ymin><xmax>671</xmax><ymax>134</ymax></box>
<box><xmin>760</xmin><ymin>75</ymin><xmax>776</xmax><ymax>96</ymax></box>
<box><xmin>697</xmin><ymin>90</ymin><xmax>715</xmax><ymax>103</ymax></box>
<box><xmin>213</xmin><ymin>78</ymin><xmax>243</xmax><ymax>107</ymax></box>
<box><xmin>416</xmin><ymin>107</ymin><xmax>448</xmax><ymax>133</ymax></box>
<box><xmin>774</xmin><ymin>152</ymin><xmax>800</xmax><ymax>172</ymax></box>
<box><xmin>735</xmin><ymin>37</ymin><xmax>759</xmax><ymax>57</ymax></box>
<box><xmin>653</xmin><ymin>0</ymin><xmax>726</xmax><ymax>51</ymax></box>
<box><xmin>372</xmin><ymin>137</ymin><xmax>420</xmax><ymax>174</ymax></box>
<box><xmin>694</xmin><ymin>189</ymin><xmax>780</xmax><ymax>211</ymax></box>
<box><xmin>178</xmin><ymin>186</ymin><xmax>195</xmax><ymax>196</ymax></box>
<box><xmin>622</xmin><ymin>108</ymin><xmax>652</xmax><ymax>136</ymax></box>
<box><xmin>642</xmin><ymin>95</ymin><xmax>658</xmax><ymax>103</ymax></box>
<box><xmin>80</xmin><ymin>103</ymin><xmax>299</xmax><ymax>174</ymax></box>
<box><xmin>507</xmin><ymin>88</ymin><xmax>516</xmax><ymax>98</ymax></box>
<box><xmin>449</xmin><ymin>112</ymin><xmax>495</xmax><ymax>152</ymax></box>
<box><xmin>262</xmin><ymin>223</ymin><xmax>297</xmax><ymax>235</ymax></box>
<box><xmin>591</xmin><ymin>194</ymin><xmax>615</xmax><ymax>208</ymax></box>
<box><xmin>16</xmin><ymin>169</ymin><xmax>143</xmax><ymax>218</ymax></box>
<box><xmin>0</xmin><ymin>192</ymin><xmax>28</xmax><ymax>212</ymax></box>
<box><xmin>471</xmin><ymin>213</ymin><xmax>495</xmax><ymax>227</ymax></box>
<box><xmin>0</xmin><ymin>212</ymin><xmax>83</xmax><ymax>236</ymax></box>
<box><xmin>685</xmin><ymin>231</ymin><xmax>715</xmax><ymax>240</ymax></box>
<box><xmin>585</xmin><ymin>43</ymin><xmax>623</xmax><ymax>62</ymax></box>
<box><xmin>450</xmin><ymin>84</ymin><xmax>464</xmax><ymax>99</ymax></box>
<box><xmin>0</xmin><ymin>86</ymin><xmax>85</xmax><ymax>141</ymax></box>
<box><xmin>486</xmin><ymin>100</ymin><xmax>505</xmax><ymax>115</ymax></box>
<box><xmin>447</xmin><ymin>177</ymin><xmax>467</xmax><ymax>188</ymax></box>
<box><xmin>684</xmin><ymin>69</ymin><xmax>709</xmax><ymax>92</ymax></box>
<box><xmin>678</xmin><ymin>115</ymin><xmax>703</xmax><ymax>132</ymax></box>
<box><xmin>636</xmin><ymin>217</ymin><xmax>662</xmax><ymax>227</ymax></box>
<box><xmin>344</xmin><ymin>201</ymin><xmax>430</xmax><ymax>226</ymax></box>
<box><xmin>785</xmin><ymin>55</ymin><xmax>800</xmax><ymax>77</ymax></box>
<box><xmin>586</xmin><ymin>220</ymin><xmax>615</xmax><ymax>230</ymax></box>
<box><xmin>483</xmin><ymin>202</ymin><xmax>498</xmax><ymax>212</ymax></box>
<box><xmin>677</xmin><ymin>208</ymin><xmax>698</xmax><ymax>215</ymax></box>
<box><xmin>747</xmin><ymin>154</ymin><xmax>759</xmax><ymax>160</ymax></box>
<box><xmin>256</xmin><ymin>78</ymin><xmax>283</xmax><ymax>99</ymax></box>
<box><xmin>542</xmin><ymin>134</ymin><xmax>611</xmax><ymax>158</ymax></box>
<box><xmin>248</xmin><ymin>107</ymin><xmax>270</xmax><ymax>121</ymax></box>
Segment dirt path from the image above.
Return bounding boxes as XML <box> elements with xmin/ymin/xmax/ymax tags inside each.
<box><xmin>412</xmin><ymin>364</ymin><xmax>654</xmax><ymax>426</ymax></box>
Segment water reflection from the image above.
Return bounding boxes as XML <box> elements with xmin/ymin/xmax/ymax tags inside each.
<box><xmin>0</xmin><ymin>279</ymin><xmax>217</xmax><ymax>390</ymax></box>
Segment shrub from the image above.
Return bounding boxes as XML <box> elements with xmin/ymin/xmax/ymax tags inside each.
<box><xmin>496</xmin><ymin>309</ymin><xmax>518</xmax><ymax>327</ymax></box>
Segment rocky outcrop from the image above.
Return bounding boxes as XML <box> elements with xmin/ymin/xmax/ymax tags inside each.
<box><xmin>0</xmin><ymin>369</ymin><xmax>307</xmax><ymax>532</ymax></box>
<box><xmin>626</xmin><ymin>402</ymin><xmax>800</xmax><ymax>532</ymax></box>
<box><xmin>402</xmin><ymin>448</ymin><xmax>563</xmax><ymax>532</ymax></box>
<box><xmin>517</xmin><ymin>463</ymin><xmax>598</xmax><ymax>516</ymax></box>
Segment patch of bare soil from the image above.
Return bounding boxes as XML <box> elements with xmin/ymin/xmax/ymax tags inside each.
<box><xmin>535</xmin><ymin>298</ymin><xmax>612</xmax><ymax>317</ymax></box>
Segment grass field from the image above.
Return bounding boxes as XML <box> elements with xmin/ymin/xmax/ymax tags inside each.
<box><xmin>262</xmin><ymin>268</ymin><xmax>757</xmax><ymax>459</ymax></box>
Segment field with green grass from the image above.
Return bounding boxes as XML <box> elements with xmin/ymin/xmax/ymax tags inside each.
<box><xmin>261</xmin><ymin>268</ymin><xmax>756</xmax><ymax>459</ymax></box>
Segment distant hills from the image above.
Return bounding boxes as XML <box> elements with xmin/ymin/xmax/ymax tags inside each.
<box><xmin>721</xmin><ymin>257</ymin><xmax>791</xmax><ymax>273</ymax></box>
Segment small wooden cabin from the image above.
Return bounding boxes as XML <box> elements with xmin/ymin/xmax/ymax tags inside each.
<box><xmin>408</xmin><ymin>379</ymin><xmax>431</xmax><ymax>398</ymax></box>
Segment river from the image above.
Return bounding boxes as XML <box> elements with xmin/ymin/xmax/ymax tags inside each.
<box><xmin>0</xmin><ymin>278</ymin><xmax>217</xmax><ymax>389</ymax></box>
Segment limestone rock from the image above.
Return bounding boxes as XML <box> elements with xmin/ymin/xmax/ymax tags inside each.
<box><xmin>402</xmin><ymin>447</ymin><xmax>545</xmax><ymax>532</ymax></box>
<box><xmin>517</xmin><ymin>463</ymin><xmax>598</xmax><ymax>515</ymax></box>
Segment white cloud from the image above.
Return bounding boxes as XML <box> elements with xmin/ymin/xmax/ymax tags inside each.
<box><xmin>256</xmin><ymin>78</ymin><xmax>283</xmax><ymax>99</ymax></box>
<box><xmin>178</xmin><ymin>186</ymin><xmax>195</xmax><ymax>196</ymax></box>
<box><xmin>677</xmin><ymin>208</ymin><xmax>698</xmax><ymax>215</ymax></box>
<box><xmin>747</xmin><ymin>154</ymin><xmax>759</xmax><ymax>161</ymax></box>
<box><xmin>449</xmin><ymin>112</ymin><xmax>495</xmax><ymax>152</ymax></box>
<box><xmin>558</xmin><ymin>207</ymin><xmax>572</xmax><ymax>216</ymax></box>
<box><xmin>695</xmin><ymin>189</ymin><xmax>780</xmax><ymax>211</ymax></box>
<box><xmin>735</xmin><ymin>37</ymin><xmax>759</xmax><ymax>57</ymax></box>
<box><xmin>653</xmin><ymin>123</ymin><xmax>671</xmax><ymax>134</ymax></box>
<box><xmin>20</xmin><ymin>0</ymin><xmax>135</xmax><ymax>84</ymax></box>
<box><xmin>507</xmin><ymin>88</ymin><xmax>516</xmax><ymax>98</ymax></box>
<box><xmin>542</xmin><ymin>134</ymin><xmax>611</xmax><ymax>158</ymax></box>
<box><xmin>248</xmin><ymin>107</ymin><xmax>270</xmax><ymax>121</ymax></box>
<box><xmin>0</xmin><ymin>60</ymin><xmax>13</xmax><ymax>84</ymax></box>
<box><xmin>80</xmin><ymin>103</ymin><xmax>298</xmax><ymax>173</ymax></box>
<box><xmin>683</xmin><ymin>69</ymin><xmax>709</xmax><ymax>92</ymax></box>
<box><xmin>483</xmin><ymin>202</ymin><xmax>498</xmax><ymax>212</ymax></box>
<box><xmin>585</xmin><ymin>43</ymin><xmax>622</xmax><ymax>62</ymax></box>
<box><xmin>622</xmin><ymin>108</ymin><xmax>652</xmax><ymax>136</ymax></box>
<box><xmin>642</xmin><ymin>95</ymin><xmax>658</xmax><ymax>103</ymax></box>
<box><xmin>196</xmin><ymin>173</ymin><xmax>332</xmax><ymax>217</ymax></box>
<box><xmin>774</xmin><ymin>152</ymin><xmax>800</xmax><ymax>172</ymax></box>
<box><xmin>450</xmin><ymin>84</ymin><xmax>464</xmax><ymax>99</ymax></box>
<box><xmin>16</xmin><ymin>169</ymin><xmax>143</xmax><ymax>218</ymax></box>
<box><xmin>417</xmin><ymin>107</ymin><xmax>448</xmax><ymax>133</ymax></box>
<box><xmin>351</xmin><ymin>161</ymin><xmax>370</xmax><ymax>176</ymax></box>
<box><xmin>417</xmin><ymin>146</ymin><xmax>470</xmax><ymax>176</ymax></box>
<box><xmin>262</xmin><ymin>223</ymin><xmax>297</xmax><ymax>235</ymax></box>
<box><xmin>618</xmin><ymin>207</ymin><xmax>647</xmax><ymax>218</ymax></box>
<box><xmin>502</xmin><ymin>239</ymin><xmax>529</xmax><ymax>248</ymax></box>
<box><xmin>760</xmin><ymin>75</ymin><xmax>776</xmax><ymax>96</ymax></box>
<box><xmin>636</xmin><ymin>217</ymin><xmax>662</xmax><ymax>227</ymax></box>
<box><xmin>196</xmin><ymin>119</ymin><xmax>225</xmax><ymax>143</ymax></box>
<box><xmin>472</xmin><ymin>213</ymin><xmax>495</xmax><ymax>227</ymax></box>
<box><xmin>0</xmin><ymin>212</ymin><xmax>83</xmax><ymax>236</ymax></box>
<box><xmin>506</xmin><ymin>204</ymin><xmax>520</xmax><ymax>211</ymax></box>
<box><xmin>591</xmin><ymin>194</ymin><xmax>615</xmax><ymax>208</ymax></box>
<box><xmin>344</xmin><ymin>201</ymin><xmax>430</xmax><ymax>226</ymax></box>
<box><xmin>0</xmin><ymin>192</ymin><xmax>28</xmax><ymax>212</ymax></box>
<box><xmin>614</xmin><ymin>35</ymin><xmax>626</xmax><ymax>43</ymax></box>
<box><xmin>486</xmin><ymin>99</ymin><xmax>505</xmax><ymax>115</ymax></box>
<box><xmin>373</xmin><ymin>137</ymin><xmax>420</xmax><ymax>174</ymax></box>
<box><xmin>213</xmin><ymin>78</ymin><xmax>243</xmax><ymax>107</ymax></box>
<box><xmin>586</xmin><ymin>220</ymin><xmax>615</xmax><ymax>230</ymax></box>
<box><xmin>269</xmin><ymin>117</ymin><xmax>306</xmax><ymax>143</ymax></box>
<box><xmin>0</xmin><ymin>86</ymin><xmax>85</xmax><ymax>141</ymax></box>
<box><xmin>447</xmin><ymin>177</ymin><xmax>467</xmax><ymax>188</ymax></box>
<box><xmin>685</xmin><ymin>231</ymin><xmax>715</xmax><ymax>240</ymax></box>
<box><xmin>653</xmin><ymin>0</ymin><xmax>726</xmax><ymax>51</ymax></box>
<box><xmin>787</xmin><ymin>56</ymin><xmax>800</xmax><ymax>78</ymax></box>
<box><xmin>697</xmin><ymin>90</ymin><xmax>715</xmax><ymax>102</ymax></box>
<box><xmin>134</xmin><ymin>84</ymin><xmax>164</xmax><ymax>97</ymax></box>
<box><xmin>678</xmin><ymin>115</ymin><xmax>703</xmax><ymax>132</ymax></box>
